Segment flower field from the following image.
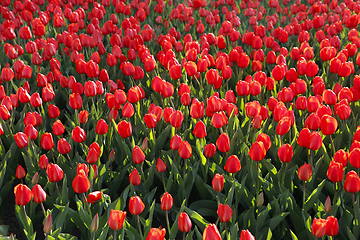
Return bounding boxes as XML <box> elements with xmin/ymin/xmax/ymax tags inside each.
<box><xmin>1</xmin><ymin>0</ymin><xmax>360</xmax><ymax>239</ymax></box>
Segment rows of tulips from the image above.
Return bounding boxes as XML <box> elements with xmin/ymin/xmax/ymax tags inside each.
<box><xmin>1</xmin><ymin>0</ymin><xmax>360</xmax><ymax>239</ymax></box>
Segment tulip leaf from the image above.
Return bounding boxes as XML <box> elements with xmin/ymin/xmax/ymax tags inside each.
<box><xmin>195</xmin><ymin>138</ymin><xmax>207</xmax><ymax>166</ymax></box>
<box><xmin>0</xmin><ymin>160</ymin><xmax>7</xmax><ymax>190</ymax></box>
<box><xmin>67</xmin><ymin>207</ymin><xmax>87</xmax><ymax>234</ymax></box>
<box><xmin>290</xmin><ymin>229</ymin><xmax>298</xmax><ymax>240</ymax></box>
<box><xmin>16</xmin><ymin>205</ymin><xmax>34</xmax><ymax>237</ymax></box>
<box><xmin>353</xmin><ymin>198</ymin><xmax>360</xmax><ymax>239</ymax></box>
<box><xmin>226</xmin><ymin>180</ymin><xmax>235</xmax><ymax>206</ymax></box>
<box><xmin>304</xmin><ymin>179</ymin><xmax>325</xmax><ymax>212</ymax></box>
<box><xmin>257</xmin><ymin>204</ymin><xmax>271</xmax><ymax>231</ymax></box>
<box><xmin>61</xmin><ymin>175</ymin><xmax>68</xmax><ymax>205</ymax></box>
<box><xmin>76</xmin><ymin>198</ymin><xmax>92</xmax><ymax>229</ymax></box>
<box><xmin>97</xmin><ymin>225</ymin><xmax>109</xmax><ymax>240</ymax></box>
<box><xmin>0</xmin><ymin>225</ymin><xmax>8</xmax><ymax>236</ymax></box>
<box><xmin>229</xmin><ymin>222</ymin><xmax>239</xmax><ymax>240</ymax></box>
<box><xmin>267</xmin><ymin>212</ymin><xmax>289</xmax><ymax>231</ymax></box>
<box><xmin>184</xmin><ymin>206</ymin><xmax>209</xmax><ymax>231</ymax></box>
<box><xmin>124</xmin><ymin>220</ymin><xmax>140</xmax><ymax>240</ymax></box>
<box><xmin>144</xmin><ymin>161</ymin><xmax>156</xmax><ymax>190</ymax></box>
<box><xmin>155</xmin><ymin>124</ymin><xmax>171</xmax><ymax>153</ymax></box>
<box><xmin>194</xmin><ymin>226</ymin><xmax>203</xmax><ymax>240</ymax></box>
<box><xmin>169</xmin><ymin>199</ymin><xmax>187</xmax><ymax>240</ymax></box>
<box><xmin>57</xmin><ymin>233</ymin><xmax>78</xmax><ymax>240</ymax></box>
<box><xmin>144</xmin><ymin>200</ymin><xmax>155</xmax><ymax>237</ymax></box>
<box><xmin>55</xmin><ymin>203</ymin><xmax>69</xmax><ymax>229</ymax></box>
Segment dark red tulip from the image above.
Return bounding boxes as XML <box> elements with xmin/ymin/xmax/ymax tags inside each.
<box><xmin>193</xmin><ymin>121</ymin><xmax>207</xmax><ymax>138</ymax></box>
<box><xmin>53</xmin><ymin>120</ymin><xmax>65</xmax><ymax>136</ymax></box>
<box><xmin>144</xmin><ymin>114</ymin><xmax>157</xmax><ymax>129</ymax></box>
<box><xmin>79</xmin><ymin>110</ymin><xmax>89</xmax><ymax>124</ymax></box>
<box><xmin>204</xmin><ymin>143</ymin><xmax>216</xmax><ymax>158</ymax></box>
<box><xmin>129</xmin><ymin>169</ymin><xmax>141</xmax><ymax>186</ymax></box>
<box><xmin>69</xmin><ymin>93</ymin><xmax>83</xmax><ymax>110</ymax></box>
<box><xmin>24</xmin><ymin>124</ymin><xmax>38</xmax><ymax>140</ymax></box>
<box><xmin>38</xmin><ymin>155</ymin><xmax>49</xmax><ymax>170</ymax></box>
<box><xmin>298</xmin><ymin>163</ymin><xmax>312</xmax><ymax>182</ymax></box>
<box><xmin>216</xmin><ymin>133</ymin><xmax>230</xmax><ymax>153</ymax></box>
<box><xmin>276</xmin><ymin>117</ymin><xmax>292</xmax><ymax>136</ymax></box>
<box><xmin>14</xmin><ymin>132</ymin><xmax>29</xmax><ymax>148</ymax></box>
<box><xmin>41</xmin><ymin>133</ymin><xmax>54</xmax><ymax>150</ymax></box>
<box><xmin>57</xmin><ymin>138</ymin><xmax>71</xmax><ymax>155</ymax></box>
<box><xmin>156</xmin><ymin>158</ymin><xmax>167</xmax><ymax>173</ymax></box>
<box><xmin>297</xmin><ymin>128</ymin><xmax>310</xmax><ymax>148</ymax></box>
<box><xmin>327</xmin><ymin>161</ymin><xmax>343</xmax><ymax>183</ymax></box>
<box><xmin>344</xmin><ymin>171</ymin><xmax>360</xmax><ymax>193</ymax></box>
<box><xmin>118</xmin><ymin>120</ymin><xmax>132</xmax><ymax>138</ymax></box>
<box><xmin>95</xmin><ymin>119</ymin><xmax>109</xmax><ymax>135</ymax></box>
<box><xmin>133</xmin><ymin>146</ymin><xmax>145</xmax><ymax>164</ymax></box>
<box><xmin>160</xmin><ymin>192</ymin><xmax>173</xmax><ymax>211</ymax></box>
<box><xmin>15</xmin><ymin>165</ymin><xmax>26</xmax><ymax>179</ymax></box>
<box><xmin>278</xmin><ymin>144</ymin><xmax>293</xmax><ymax>163</ymax></box>
<box><xmin>334</xmin><ymin>149</ymin><xmax>348</xmax><ymax>167</ymax></box>
<box><xmin>309</xmin><ymin>131</ymin><xmax>322</xmax><ymax>151</ymax></box>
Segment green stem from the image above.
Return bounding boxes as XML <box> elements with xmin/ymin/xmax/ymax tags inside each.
<box><xmin>114</xmin><ymin>230</ymin><xmax>116</xmax><ymax>240</ymax></box>
<box><xmin>83</xmin><ymin>192</ymin><xmax>92</xmax><ymax>217</ymax></box>
<box><xmin>137</xmin><ymin>215</ymin><xmax>143</xmax><ymax>239</ymax></box>
<box><xmin>303</xmin><ymin>181</ymin><xmax>306</xmax><ymax>210</ymax></box>
<box><xmin>162</xmin><ymin>172</ymin><xmax>166</xmax><ymax>192</ymax></box>
<box><xmin>166</xmin><ymin>211</ymin><xmax>171</xmax><ymax>237</ymax></box>
<box><xmin>329</xmin><ymin>135</ymin><xmax>336</xmax><ymax>157</ymax></box>
<box><xmin>55</xmin><ymin>182</ymin><xmax>62</xmax><ymax>204</ymax></box>
<box><xmin>41</xmin><ymin>202</ymin><xmax>47</xmax><ymax>218</ymax></box>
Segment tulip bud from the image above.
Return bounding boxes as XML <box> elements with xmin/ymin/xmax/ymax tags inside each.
<box><xmin>324</xmin><ymin>196</ymin><xmax>331</xmax><ymax>213</ymax></box>
<box><xmin>43</xmin><ymin>214</ymin><xmax>52</xmax><ymax>234</ymax></box>
<box><xmin>92</xmin><ymin>164</ymin><xmax>98</xmax><ymax>179</ymax></box>
<box><xmin>160</xmin><ymin>192</ymin><xmax>173</xmax><ymax>211</ymax></box>
<box><xmin>32</xmin><ymin>172</ymin><xmax>39</xmax><ymax>185</ymax></box>
<box><xmin>129</xmin><ymin>196</ymin><xmax>145</xmax><ymax>215</ymax></box>
<box><xmin>212</xmin><ymin>174</ymin><xmax>224</xmax><ymax>192</ymax></box>
<box><xmin>156</xmin><ymin>158</ymin><xmax>167</xmax><ymax>173</ymax></box>
<box><xmin>109</xmin><ymin>149</ymin><xmax>115</xmax><ymax>163</ymax></box>
<box><xmin>90</xmin><ymin>213</ymin><xmax>99</xmax><ymax>232</ymax></box>
<box><xmin>129</xmin><ymin>169</ymin><xmax>141</xmax><ymax>186</ymax></box>
<box><xmin>141</xmin><ymin>137</ymin><xmax>148</xmax><ymax>151</ymax></box>
<box><xmin>15</xmin><ymin>165</ymin><xmax>26</xmax><ymax>179</ymax></box>
<box><xmin>257</xmin><ymin>192</ymin><xmax>264</xmax><ymax>207</ymax></box>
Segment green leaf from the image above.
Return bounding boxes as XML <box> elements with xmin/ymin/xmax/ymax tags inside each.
<box><xmin>266</xmin><ymin>212</ymin><xmax>290</xmax><ymax>231</ymax></box>
<box><xmin>194</xmin><ymin>226</ymin><xmax>203</xmax><ymax>240</ymax></box>
<box><xmin>144</xmin><ymin>200</ymin><xmax>156</xmax><ymax>237</ymax></box>
<box><xmin>76</xmin><ymin>198</ymin><xmax>92</xmax><ymax>228</ymax></box>
<box><xmin>55</xmin><ymin>203</ymin><xmax>69</xmax><ymax>229</ymax></box>
<box><xmin>304</xmin><ymin>180</ymin><xmax>325</xmax><ymax>212</ymax></box>
<box><xmin>184</xmin><ymin>206</ymin><xmax>209</xmax><ymax>231</ymax></box>
<box><xmin>0</xmin><ymin>226</ymin><xmax>8</xmax><ymax>236</ymax></box>
<box><xmin>290</xmin><ymin>229</ymin><xmax>298</xmax><ymax>240</ymax></box>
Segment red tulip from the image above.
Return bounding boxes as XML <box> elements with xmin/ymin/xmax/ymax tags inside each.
<box><xmin>14</xmin><ymin>183</ymin><xmax>32</xmax><ymax>206</ymax></box>
<box><xmin>108</xmin><ymin>209</ymin><xmax>127</xmax><ymax>230</ymax></box>
<box><xmin>178</xmin><ymin>212</ymin><xmax>192</xmax><ymax>232</ymax></box>
<box><xmin>15</xmin><ymin>165</ymin><xmax>26</xmax><ymax>179</ymax></box>
<box><xmin>87</xmin><ymin>191</ymin><xmax>102</xmax><ymax>204</ymax></box>
<box><xmin>57</xmin><ymin>138</ymin><xmax>71</xmax><ymax>155</ymax></box>
<box><xmin>216</xmin><ymin>133</ymin><xmax>230</xmax><ymax>153</ymax></box>
<box><xmin>240</xmin><ymin>230</ymin><xmax>255</xmax><ymax>240</ymax></box>
<box><xmin>224</xmin><ymin>155</ymin><xmax>241</xmax><ymax>173</ymax></box>
<box><xmin>69</xmin><ymin>93</ymin><xmax>83</xmax><ymax>110</ymax></box>
<box><xmin>169</xmin><ymin>110</ymin><xmax>184</xmax><ymax>128</ymax></box>
<box><xmin>32</xmin><ymin>184</ymin><xmax>46</xmax><ymax>203</ymax></box>
<box><xmin>72</xmin><ymin>126</ymin><xmax>86</xmax><ymax>143</ymax></box>
<box><xmin>46</xmin><ymin>163</ymin><xmax>64</xmax><ymax>182</ymax></box>
<box><xmin>276</xmin><ymin>117</ymin><xmax>291</xmax><ymax>135</ymax></box>
<box><xmin>309</xmin><ymin>131</ymin><xmax>322</xmax><ymax>151</ymax></box>
<box><xmin>311</xmin><ymin>218</ymin><xmax>327</xmax><ymax>238</ymax></box>
<box><xmin>118</xmin><ymin>120</ymin><xmax>132</xmax><ymax>138</ymax></box>
<box><xmin>133</xmin><ymin>146</ymin><xmax>145</xmax><ymax>164</ymax></box>
<box><xmin>245</xmin><ymin>101</ymin><xmax>261</xmax><ymax>118</ymax></box>
<box><xmin>249</xmin><ymin>141</ymin><xmax>266</xmax><ymax>161</ymax></box>
<box><xmin>14</xmin><ymin>132</ymin><xmax>29</xmax><ymax>148</ymax></box>
<box><xmin>41</xmin><ymin>133</ymin><xmax>54</xmax><ymax>150</ymax></box>
<box><xmin>203</xmin><ymin>223</ymin><xmax>221</xmax><ymax>240</ymax></box>
<box><xmin>146</xmin><ymin>228</ymin><xmax>166</xmax><ymax>240</ymax></box>
<box><xmin>217</xmin><ymin>203</ymin><xmax>233</xmax><ymax>222</ymax></box>
<box><xmin>170</xmin><ymin>134</ymin><xmax>182</xmax><ymax>151</ymax></box>
<box><xmin>298</xmin><ymin>163</ymin><xmax>312</xmax><ymax>182</ymax></box>
<box><xmin>278</xmin><ymin>144</ymin><xmax>293</xmax><ymax>163</ymax></box>
<box><xmin>304</xmin><ymin>113</ymin><xmax>321</xmax><ymax>130</ymax></box>
<box><xmin>144</xmin><ymin>114</ymin><xmax>157</xmax><ymax>128</ymax></box>
<box><xmin>334</xmin><ymin>149</ymin><xmax>348</xmax><ymax>167</ymax></box>
<box><xmin>256</xmin><ymin>133</ymin><xmax>271</xmax><ymax>151</ymax></box>
<box><xmin>204</xmin><ymin>143</ymin><xmax>216</xmax><ymax>158</ymax></box>
<box><xmin>193</xmin><ymin>121</ymin><xmax>207</xmax><ymax>138</ymax></box>
<box><xmin>190</xmin><ymin>101</ymin><xmax>204</xmax><ymax>119</ymax></box>
<box><xmin>297</xmin><ymin>128</ymin><xmax>310</xmax><ymax>148</ymax></box>
<box><xmin>122</xmin><ymin>103</ymin><xmax>135</xmax><ymax>118</ymax></box>
<box><xmin>160</xmin><ymin>192</ymin><xmax>173</xmax><ymax>211</ymax></box>
<box><xmin>129</xmin><ymin>196</ymin><xmax>145</xmax><ymax>215</ymax></box>
<box><xmin>320</xmin><ymin>115</ymin><xmax>338</xmax><ymax>135</ymax></box>
<box><xmin>156</xmin><ymin>158</ymin><xmax>167</xmax><ymax>173</ymax></box>
<box><xmin>52</xmin><ymin>120</ymin><xmax>65</xmax><ymax>136</ymax></box>
<box><xmin>84</xmin><ymin>81</ymin><xmax>97</xmax><ymax>97</ymax></box>
<box><xmin>48</xmin><ymin>104</ymin><xmax>60</xmax><ymax>118</ymax></box>
<box><xmin>95</xmin><ymin>119</ymin><xmax>109</xmax><ymax>135</ymax></box>
<box><xmin>129</xmin><ymin>169</ymin><xmax>141</xmax><ymax>186</ymax></box>
<box><xmin>327</xmin><ymin>161</ymin><xmax>343</xmax><ymax>183</ymax></box>
<box><xmin>178</xmin><ymin>141</ymin><xmax>192</xmax><ymax>159</ymax></box>
<box><xmin>344</xmin><ymin>170</ymin><xmax>360</xmax><ymax>193</ymax></box>
<box><xmin>325</xmin><ymin>216</ymin><xmax>339</xmax><ymax>236</ymax></box>
<box><xmin>38</xmin><ymin>155</ymin><xmax>49</xmax><ymax>170</ymax></box>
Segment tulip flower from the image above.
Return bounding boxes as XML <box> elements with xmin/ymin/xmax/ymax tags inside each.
<box><xmin>240</xmin><ymin>229</ymin><xmax>255</xmax><ymax>240</ymax></box>
<box><xmin>46</xmin><ymin>164</ymin><xmax>64</xmax><ymax>182</ymax></box>
<box><xmin>325</xmin><ymin>216</ymin><xmax>339</xmax><ymax>236</ymax></box>
<box><xmin>278</xmin><ymin>144</ymin><xmax>293</xmax><ymax>163</ymax></box>
<box><xmin>129</xmin><ymin>169</ymin><xmax>141</xmax><ymax>186</ymax></box>
<box><xmin>349</xmin><ymin>148</ymin><xmax>360</xmax><ymax>168</ymax></box>
<box><xmin>320</xmin><ymin>115</ymin><xmax>338</xmax><ymax>135</ymax></box>
<box><xmin>79</xmin><ymin>110</ymin><xmax>89</xmax><ymax>124</ymax></box>
<box><xmin>15</xmin><ymin>165</ymin><xmax>26</xmax><ymax>179</ymax></box>
<box><xmin>160</xmin><ymin>192</ymin><xmax>173</xmax><ymax>211</ymax></box>
<box><xmin>178</xmin><ymin>212</ymin><xmax>192</xmax><ymax>233</ymax></box>
<box><xmin>217</xmin><ymin>203</ymin><xmax>233</xmax><ymax>222</ymax></box>
<box><xmin>32</xmin><ymin>184</ymin><xmax>46</xmax><ymax>203</ymax></box>
<box><xmin>204</xmin><ymin>143</ymin><xmax>216</xmax><ymax>158</ymax></box>
<box><xmin>344</xmin><ymin>171</ymin><xmax>360</xmax><ymax>193</ymax></box>
<box><xmin>298</xmin><ymin>163</ymin><xmax>312</xmax><ymax>182</ymax></box>
<box><xmin>212</xmin><ymin>174</ymin><xmax>224</xmax><ymax>192</ymax></box>
<box><xmin>224</xmin><ymin>155</ymin><xmax>241</xmax><ymax>173</ymax></box>
<box><xmin>193</xmin><ymin>121</ymin><xmax>207</xmax><ymax>138</ymax></box>
<box><xmin>327</xmin><ymin>161</ymin><xmax>343</xmax><ymax>183</ymax></box>
<box><xmin>129</xmin><ymin>196</ymin><xmax>145</xmax><ymax>215</ymax></box>
<box><xmin>118</xmin><ymin>120</ymin><xmax>132</xmax><ymax>138</ymax></box>
<box><xmin>108</xmin><ymin>209</ymin><xmax>127</xmax><ymax>230</ymax></box>
<box><xmin>170</xmin><ymin>134</ymin><xmax>182</xmax><ymax>151</ymax></box>
<box><xmin>178</xmin><ymin>141</ymin><xmax>192</xmax><ymax>159</ymax></box>
<box><xmin>216</xmin><ymin>133</ymin><xmax>230</xmax><ymax>153</ymax></box>
<box><xmin>95</xmin><ymin>119</ymin><xmax>109</xmax><ymax>135</ymax></box>
<box><xmin>14</xmin><ymin>183</ymin><xmax>32</xmax><ymax>206</ymax></box>
<box><xmin>203</xmin><ymin>223</ymin><xmax>221</xmax><ymax>240</ymax></box>
<box><xmin>14</xmin><ymin>132</ymin><xmax>29</xmax><ymax>148</ymax></box>
<box><xmin>249</xmin><ymin>141</ymin><xmax>266</xmax><ymax>161</ymax></box>
<box><xmin>52</xmin><ymin>120</ymin><xmax>65</xmax><ymax>136</ymax></box>
<box><xmin>87</xmin><ymin>191</ymin><xmax>102</xmax><ymax>204</ymax></box>
<box><xmin>43</xmin><ymin>214</ymin><xmax>52</xmax><ymax>234</ymax></box>
<box><xmin>41</xmin><ymin>133</ymin><xmax>55</xmax><ymax>150</ymax></box>
<box><xmin>311</xmin><ymin>218</ymin><xmax>327</xmax><ymax>238</ymax></box>
<box><xmin>133</xmin><ymin>146</ymin><xmax>145</xmax><ymax>164</ymax></box>
<box><xmin>169</xmin><ymin>110</ymin><xmax>184</xmax><ymax>128</ymax></box>
<box><xmin>72</xmin><ymin>126</ymin><xmax>86</xmax><ymax>143</ymax></box>
<box><xmin>156</xmin><ymin>158</ymin><xmax>167</xmax><ymax>173</ymax></box>
<box><xmin>146</xmin><ymin>228</ymin><xmax>166</xmax><ymax>240</ymax></box>
<box><xmin>72</xmin><ymin>169</ymin><xmax>91</xmax><ymax>194</ymax></box>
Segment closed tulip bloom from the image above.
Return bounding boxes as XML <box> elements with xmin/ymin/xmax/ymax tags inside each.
<box><xmin>309</xmin><ymin>131</ymin><xmax>322</xmax><ymax>150</ymax></box>
<box><xmin>249</xmin><ymin>141</ymin><xmax>266</xmax><ymax>161</ymax></box>
<box><xmin>240</xmin><ymin>230</ymin><xmax>255</xmax><ymax>240</ymax></box>
<box><xmin>46</xmin><ymin>164</ymin><xmax>64</xmax><ymax>182</ymax></box>
<box><xmin>144</xmin><ymin>114</ymin><xmax>157</xmax><ymax>128</ymax></box>
<box><xmin>304</xmin><ymin>113</ymin><xmax>321</xmax><ymax>130</ymax></box>
<box><xmin>256</xmin><ymin>133</ymin><xmax>271</xmax><ymax>151</ymax></box>
<box><xmin>41</xmin><ymin>133</ymin><xmax>54</xmax><ymax>150</ymax></box>
<box><xmin>178</xmin><ymin>212</ymin><xmax>192</xmax><ymax>232</ymax></box>
<box><xmin>278</xmin><ymin>144</ymin><xmax>293</xmax><ymax>163</ymax></box>
<box><xmin>69</xmin><ymin>93</ymin><xmax>83</xmax><ymax>109</ymax></box>
<box><xmin>87</xmin><ymin>191</ymin><xmax>102</xmax><ymax>204</ymax></box>
<box><xmin>169</xmin><ymin>110</ymin><xmax>184</xmax><ymax>128</ymax></box>
<box><xmin>129</xmin><ymin>196</ymin><xmax>145</xmax><ymax>215</ymax></box>
<box><xmin>179</xmin><ymin>141</ymin><xmax>192</xmax><ymax>159</ymax></box>
<box><xmin>203</xmin><ymin>224</ymin><xmax>221</xmax><ymax>240</ymax></box>
<box><xmin>216</xmin><ymin>133</ymin><xmax>230</xmax><ymax>153</ymax></box>
<box><xmin>48</xmin><ymin>104</ymin><xmax>60</xmax><ymax>119</ymax></box>
<box><xmin>156</xmin><ymin>158</ymin><xmax>167</xmax><ymax>173</ymax></box>
<box><xmin>245</xmin><ymin>101</ymin><xmax>261</xmax><ymax>118</ymax></box>
<box><xmin>344</xmin><ymin>170</ymin><xmax>360</xmax><ymax>193</ymax></box>
<box><xmin>32</xmin><ymin>184</ymin><xmax>46</xmax><ymax>203</ymax></box>
<box><xmin>276</xmin><ymin>117</ymin><xmax>291</xmax><ymax>135</ymax></box>
<box><xmin>108</xmin><ymin>209</ymin><xmax>127</xmax><ymax>230</ymax></box>
<box><xmin>160</xmin><ymin>192</ymin><xmax>173</xmax><ymax>211</ymax></box>
<box><xmin>52</xmin><ymin>120</ymin><xmax>65</xmax><ymax>136</ymax></box>
<box><xmin>325</xmin><ymin>216</ymin><xmax>339</xmax><ymax>236</ymax></box>
<box><xmin>217</xmin><ymin>204</ymin><xmax>233</xmax><ymax>222</ymax></box>
<box><xmin>146</xmin><ymin>228</ymin><xmax>166</xmax><ymax>240</ymax></box>
<box><xmin>204</xmin><ymin>143</ymin><xmax>216</xmax><ymax>158</ymax></box>
<box><xmin>298</xmin><ymin>163</ymin><xmax>312</xmax><ymax>181</ymax></box>
<box><xmin>95</xmin><ymin>119</ymin><xmax>109</xmax><ymax>135</ymax></box>
<box><xmin>122</xmin><ymin>102</ymin><xmax>135</xmax><ymax>118</ymax></box>
<box><xmin>14</xmin><ymin>183</ymin><xmax>32</xmax><ymax>206</ymax></box>
<box><xmin>349</xmin><ymin>148</ymin><xmax>360</xmax><ymax>168</ymax></box>
<box><xmin>84</xmin><ymin>81</ymin><xmax>97</xmax><ymax>97</ymax></box>
<box><xmin>311</xmin><ymin>218</ymin><xmax>327</xmax><ymax>238</ymax></box>
<box><xmin>72</xmin><ymin>169</ymin><xmax>91</xmax><ymax>194</ymax></box>
<box><xmin>57</xmin><ymin>138</ymin><xmax>71</xmax><ymax>155</ymax></box>
<box><xmin>193</xmin><ymin>121</ymin><xmax>207</xmax><ymax>138</ymax></box>
<box><xmin>170</xmin><ymin>134</ymin><xmax>182</xmax><ymax>150</ymax></box>
<box><xmin>133</xmin><ymin>146</ymin><xmax>145</xmax><ymax>164</ymax></box>
<box><xmin>212</xmin><ymin>174</ymin><xmax>224</xmax><ymax>192</ymax></box>
<box><xmin>190</xmin><ymin>101</ymin><xmax>204</xmax><ymax>119</ymax></box>
<box><xmin>118</xmin><ymin>120</ymin><xmax>132</xmax><ymax>138</ymax></box>
<box><xmin>224</xmin><ymin>155</ymin><xmax>241</xmax><ymax>173</ymax></box>
<box><xmin>129</xmin><ymin>169</ymin><xmax>141</xmax><ymax>186</ymax></box>
<box><xmin>79</xmin><ymin>110</ymin><xmax>89</xmax><ymax>124</ymax></box>
<box><xmin>15</xmin><ymin>165</ymin><xmax>26</xmax><ymax>179</ymax></box>
<box><xmin>327</xmin><ymin>161</ymin><xmax>343</xmax><ymax>182</ymax></box>
<box><xmin>86</xmin><ymin>147</ymin><xmax>100</xmax><ymax>164</ymax></box>
<box><xmin>297</xmin><ymin>128</ymin><xmax>311</xmax><ymax>148</ymax></box>
<box><xmin>334</xmin><ymin>149</ymin><xmax>348</xmax><ymax>167</ymax></box>
<box><xmin>72</xmin><ymin>126</ymin><xmax>86</xmax><ymax>143</ymax></box>
<box><xmin>14</xmin><ymin>132</ymin><xmax>29</xmax><ymax>148</ymax></box>
<box><xmin>320</xmin><ymin>115</ymin><xmax>338</xmax><ymax>136</ymax></box>
<box><xmin>38</xmin><ymin>155</ymin><xmax>49</xmax><ymax>169</ymax></box>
